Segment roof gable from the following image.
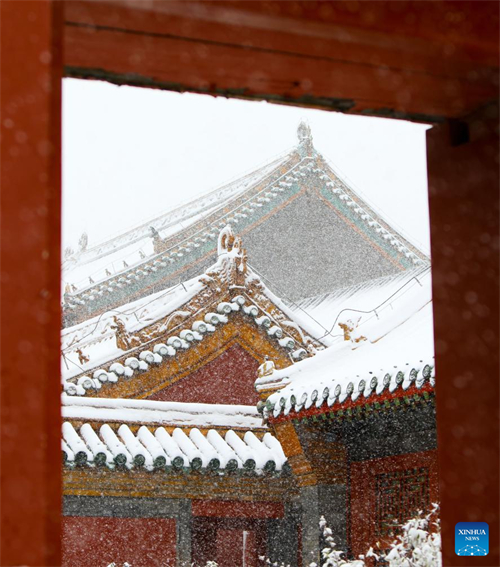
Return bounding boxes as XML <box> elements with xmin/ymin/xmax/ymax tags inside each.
<box><xmin>63</xmin><ymin>123</ymin><xmax>428</xmax><ymax>326</ymax></box>
<box><xmin>62</xmin><ymin>226</ymin><xmax>324</xmax><ymax>401</ymax></box>
<box><xmin>147</xmin><ymin>343</ymin><xmax>260</xmax><ymax>406</ymax></box>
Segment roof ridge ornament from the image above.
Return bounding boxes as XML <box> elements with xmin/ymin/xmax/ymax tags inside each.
<box><xmin>297</xmin><ymin>120</ymin><xmax>314</xmax><ymax>157</ymax></box>
<box><xmin>216</xmin><ymin>225</ymin><xmax>247</xmax><ymax>286</ymax></box>
<box><xmin>217</xmin><ymin>224</ymin><xmax>236</xmax><ymax>256</ymax></box>
<box><xmin>258</xmin><ymin>356</ymin><xmax>276</xmax><ymax>379</ymax></box>
<box><xmin>149</xmin><ymin>225</ymin><xmax>164</xmax><ymax>254</ymax></box>
<box><xmin>110</xmin><ymin>315</ymin><xmax>140</xmax><ymax>351</ymax></box>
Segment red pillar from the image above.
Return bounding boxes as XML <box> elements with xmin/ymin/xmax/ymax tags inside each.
<box><xmin>427</xmin><ymin>107</ymin><xmax>499</xmax><ymax>566</ymax></box>
<box><xmin>0</xmin><ymin>1</ymin><xmax>63</xmax><ymax>565</ymax></box>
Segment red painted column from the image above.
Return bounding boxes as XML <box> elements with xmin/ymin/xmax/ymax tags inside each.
<box><xmin>427</xmin><ymin>107</ymin><xmax>499</xmax><ymax>566</ymax></box>
<box><xmin>0</xmin><ymin>1</ymin><xmax>63</xmax><ymax>565</ymax></box>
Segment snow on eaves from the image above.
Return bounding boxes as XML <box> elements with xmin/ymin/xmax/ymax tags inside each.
<box><xmin>61</xmin><ymin>248</ymin><xmax>317</xmax><ymax>392</ymax></box>
<box><xmin>62</xmin><ymin>400</ymin><xmax>287</xmax><ymax>473</ymax></box>
<box><xmin>61</xmin><ymin>274</ymin><xmax>205</xmax><ymax>380</ymax></box>
<box><xmin>257</xmin><ymin>269</ymin><xmax>435</xmax><ymax>418</ymax></box>
<box><xmin>63</xmin><ymin>143</ymin><xmax>429</xmax><ymax>314</ymax></box>
<box><xmin>62</xmin><ymin>396</ymin><xmax>265</xmax><ymax>430</ymax></box>
<box><xmin>63</xmin><ymin>153</ymin><xmax>292</xmax><ymax>289</ymax></box>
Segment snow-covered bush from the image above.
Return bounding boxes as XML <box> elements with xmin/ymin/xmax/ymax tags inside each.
<box><xmin>314</xmin><ymin>515</ymin><xmax>364</xmax><ymax>567</ymax></box>
<box><xmin>316</xmin><ymin>504</ymin><xmax>441</xmax><ymax>567</ymax></box>
<box><xmin>370</xmin><ymin>504</ymin><xmax>441</xmax><ymax>567</ymax></box>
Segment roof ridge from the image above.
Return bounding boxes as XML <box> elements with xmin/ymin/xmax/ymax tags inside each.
<box><xmin>62</xmin><ymin>227</ymin><xmax>324</xmax><ymax>395</ymax></box>
<box><xmin>63</xmin><ymin>151</ymin><xmax>302</xmax><ymax>298</ymax></box>
<box><xmin>63</xmin><ymin>150</ymin><xmax>295</xmax><ymax>270</ymax></box>
<box><xmin>318</xmin><ymin>154</ymin><xmax>430</xmax><ymax>260</ymax></box>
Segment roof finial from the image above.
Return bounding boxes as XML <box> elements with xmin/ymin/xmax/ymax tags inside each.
<box><xmin>297</xmin><ymin>120</ymin><xmax>314</xmax><ymax>156</ymax></box>
<box><xmin>297</xmin><ymin>120</ymin><xmax>312</xmax><ymax>142</ymax></box>
<box><xmin>218</xmin><ymin>225</ymin><xmax>236</xmax><ymax>256</ymax></box>
<box><xmin>216</xmin><ymin>225</ymin><xmax>247</xmax><ymax>284</ymax></box>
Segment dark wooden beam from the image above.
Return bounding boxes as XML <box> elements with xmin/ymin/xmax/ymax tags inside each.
<box><xmin>63</xmin><ymin>1</ymin><xmax>499</xmax><ymax>122</ymax></box>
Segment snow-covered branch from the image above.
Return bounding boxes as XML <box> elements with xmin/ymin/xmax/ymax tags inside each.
<box><xmin>316</xmin><ymin>504</ymin><xmax>441</xmax><ymax>567</ymax></box>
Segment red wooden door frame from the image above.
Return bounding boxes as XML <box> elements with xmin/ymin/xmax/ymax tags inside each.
<box><xmin>1</xmin><ymin>2</ymin><xmax>498</xmax><ymax>566</ymax></box>
<box><xmin>1</xmin><ymin>1</ymin><xmax>63</xmax><ymax>565</ymax></box>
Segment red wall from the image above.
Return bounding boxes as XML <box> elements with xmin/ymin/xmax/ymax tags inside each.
<box><xmin>217</xmin><ymin>529</ymin><xmax>258</xmax><ymax>567</ymax></box>
<box><xmin>192</xmin><ymin>517</ymin><xmax>267</xmax><ymax>567</ymax></box>
<box><xmin>62</xmin><ymin>516</ymin><xmax>176</xmax><ymax>567</ymax></box>
<box><xmin>192</xmin><ymin>500</ymin><xmax>283</xmax><ymax>519</ymax></box>
<box><xmin>191</xmin><ymin>500</ymin><xmax>278</xmax><ymax>567</ymax></box>
<box><xmin>350</xmin><ymin>450</ymin><xmax>439</xmax><ymax>558</ymax></box>
<box><xmin>148</xmin><ymin>343</ymin><xmax>260</xmax><ymax>405</ymax></box>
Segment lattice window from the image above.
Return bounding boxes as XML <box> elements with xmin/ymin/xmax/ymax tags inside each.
<box><xmin>375</xmin><ymin>467</ymin><xmax>430</xmax><ymax>537</ymax></box>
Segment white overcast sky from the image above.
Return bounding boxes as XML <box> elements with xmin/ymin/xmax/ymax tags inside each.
<box><xmin>62</xmin><ymin>78</ymin><xmax>431</xmax><ymax>255</ymax></box>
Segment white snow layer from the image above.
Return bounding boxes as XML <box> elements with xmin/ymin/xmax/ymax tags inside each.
<box><xmin>62</xmin><ymin>420</ymin><xmax>287</xmax><ymax>472</ymax></box>
<box><xmin>61</xmin><ymin>273</ymin><xmax>206</xmax><ymax>380</ymax></box>
<box><xmin>61</xmin><ymin>249</ymin><xmax>317</xmax><ymax>388</ymax></box>
<box><xmin>63</xmin><ymin>154</ymin><xmax>291</xmax><ymax>289</ymax></box>
<box><xmin>258</xmin><ymin>268</ymin><xmax>435</xmax><ymax>416</ymax></box>
<box><xmin>62</xmin><ymin>396</ymin><xmax>266</xmax><ymax>430</ymax></box>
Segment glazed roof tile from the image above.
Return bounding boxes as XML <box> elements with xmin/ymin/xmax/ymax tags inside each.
<box><xmin>62</xmin><ymin>227</ymin><xmax>324</xmax><ymax>396</ymax></box>
<box><xmin>62</xmin><ymin>411</ymin><xmax>287</xmax><ymax>474</ymax></box>
<box><xmin>256</xmin><ymin>269</ymin><xmax>435</xmax><ymax>419</ymax></box>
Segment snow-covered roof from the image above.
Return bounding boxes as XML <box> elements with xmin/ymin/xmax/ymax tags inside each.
<box><xmin>62</xmin><ymin>400</ymin><xmax>287</xmax><ymax>474</ymax></box>
<box><xmin>62</xmin><ymin>226</ymin><xmax>325</xmax><ymax>396</ymax></box>
<box><xmin>62</xmin><ymin>124</ymin><xmax>429</xmax><ymax>325</ymax></box>
<box><xmin>288</xmin><ymin>266</ymin><xmax>432</xmax><ymax>345</ymax></box>
<box><xmin>62</xmin><ymin>396</ymin><xmax>265</xmax><ymax>431</ymax></box>
<box><xmin>256</xmin><ymin>267</ymin><xmax>435</xmax><ymax>419</ymax></box>
<box><xmin>61</xmin><ymin>272</ymin><xmax>207</xmax><ymax>382</ymax></box>
<box><xmin>63</xmin><ymin>152</ymin><xmax>290</xmax><ymax>289</ymax></box>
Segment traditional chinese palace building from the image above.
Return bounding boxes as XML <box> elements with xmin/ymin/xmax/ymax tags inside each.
<box><xmin>61</xmin><ymin>124</ymin><xmax>436</xmax><ymax>567</ymax></box>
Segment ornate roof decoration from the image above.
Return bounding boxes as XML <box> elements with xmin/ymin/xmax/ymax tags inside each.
<box><xmin>62</xmin><ymin>125</ymin><xmax>429</xmax><ymax>326</ymax></box>
<box><xmin>62</xmin><ymin>227</ymin><xmax>325</xmax><ymax>399</ymax></box>
<box><xmin>297</xmin><ymin>120</ymin><xmax>314</xmax><ymax>157</ymax></box>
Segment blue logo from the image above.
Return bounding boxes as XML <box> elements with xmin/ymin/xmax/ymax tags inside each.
<box><xmin>455</xmin><ymin>522</ymin><xmax>488</xmax><ymax>556</ymax></box>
